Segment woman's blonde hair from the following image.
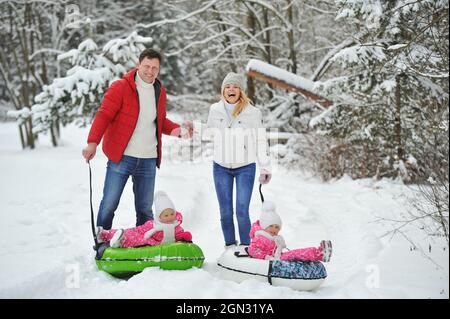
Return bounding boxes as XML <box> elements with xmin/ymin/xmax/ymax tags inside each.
<box><xmin>222</xmin><ymin>88</ymin><xmax>252</xmax><ymax>117</ymax></box>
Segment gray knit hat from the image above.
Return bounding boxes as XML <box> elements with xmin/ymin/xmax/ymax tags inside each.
<box><xmin>221</xmin><ymin>72</ymin><xmax>246</xmax><ymax>94</ymax></box>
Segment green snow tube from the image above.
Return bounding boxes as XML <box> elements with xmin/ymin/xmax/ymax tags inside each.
<box><xmin>95</xmin><ymin>242</ymin><xmax>205</xmax><ymax>278</ymax></box>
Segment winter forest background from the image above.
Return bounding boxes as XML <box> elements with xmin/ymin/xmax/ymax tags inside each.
<box><xmin>0</xmin><ymin>0</ymin><xmax>448</xmax><ymax>298</ymax></box>
<box><xmin>2</xmin><ymin>0</ymin><xmax>448</xmax><ymax>242</ymax></box>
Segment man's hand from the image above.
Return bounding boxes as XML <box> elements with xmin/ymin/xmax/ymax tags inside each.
<box><xmin>171</xmin><ymin>120</ymin><xmax>194</xmax><ymax>139</ymax></box>
<box><xmin>259</xmin><ymin>169</ymin><xmax>272</xmax><ymax>185</ymax></box>
<box><xmin>82</xmin><ymin>143</ymin><xmax>98</xmax><ymax>163</ymax></box>
<box><xmin>180</xmin><ymin>120</ymin><xmax>193</xmax><ymax>139</ymax></box>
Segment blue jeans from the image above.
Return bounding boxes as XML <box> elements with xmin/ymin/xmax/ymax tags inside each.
<box><xmin>213</xmin><ymin>162</ymin><xmax>256</xmax><ymax>246</ymax></box>
<box><xmin>97</xmin><ymin>155</ymin><xmax>157</xmax><ymax>229</ymax></box>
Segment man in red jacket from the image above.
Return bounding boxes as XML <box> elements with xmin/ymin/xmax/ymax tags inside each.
<box><xmin>82</xmin><ymin>48</ymin><xmax>192</xmax><ymax>230</ymax></box>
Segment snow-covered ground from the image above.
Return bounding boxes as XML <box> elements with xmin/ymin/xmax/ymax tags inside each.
<box><xmin>0</xmin><ymin>119</ymin><xmax>448</xmax><ymax>299</ymax></box>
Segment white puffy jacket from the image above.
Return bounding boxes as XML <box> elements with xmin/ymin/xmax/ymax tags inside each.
<box><xmin>202</xmin><ymin>100</ymin><xmax>271</xmax><ymax>172</ymax></box>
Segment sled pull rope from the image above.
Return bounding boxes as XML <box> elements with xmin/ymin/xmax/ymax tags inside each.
<box><xmin>89</xmin><ymin>162</ymin><xmax>99</xmax><ymax>248</ymax></box>
<box><xmin>259</xmin><ymin>183</ymin><xmax>264</xmax><ymax>203</ymax></box>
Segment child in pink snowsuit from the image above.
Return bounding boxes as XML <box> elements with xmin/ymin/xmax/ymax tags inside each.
<box><xmin>97</xmin><ymin>191</ymin><xmax>192</xmax><ymax>248</ymax></box>
<box><xmin>247</xmin><ymin>201</ymin><xmax>332</xmax><ymax>262</ymax></box>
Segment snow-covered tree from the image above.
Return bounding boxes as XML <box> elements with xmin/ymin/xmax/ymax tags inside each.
<box><xmin>8</xmin><ymin>32</ymin><xmax>152</xmax><ymax>146</ymax></box>
<box><xmin>0</xmin><ymin>0</ymin><xmax>77</xmax><ymax>149</ymax></box>
<box><xmin>312</xmin><ymin>0</ymin><xmax>449</xmax><ymax>181</ymax></box>
<box><xmin>143</xmin><ymin>0</ymin><xmax>346</xmax><ymax>129</ymax></box>
<box><xmin>1</xmin><ymin>0</ymin><xmax>181</xmax><ymax>148</ymax></box>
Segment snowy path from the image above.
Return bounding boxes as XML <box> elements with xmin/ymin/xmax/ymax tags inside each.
<box><xmin>0</xmin><ymin>122</ymin><xmax>448</xmax><ymax>298</ymax></box>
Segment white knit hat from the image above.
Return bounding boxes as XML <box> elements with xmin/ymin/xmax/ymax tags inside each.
<box><xmin>154</xmin><ymin>191</ymin><xmax>175</xmax><ymax>218</ymax></box>
<box><xmin>259</xmin><ymin>201</ymin><xmax>282</xmax><ymax>230</ymax></box>
<box><xmin>221</xmin><ymin>72</ymin><xmax>246</xmax><ymax>94</ymax></box>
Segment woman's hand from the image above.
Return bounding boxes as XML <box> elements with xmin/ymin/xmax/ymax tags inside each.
<box><xmin>259</xmin><ymin>169</ymin><xmax>272</xmax><ymax>184</ymax></box>
<box><xmin>172</xmin><ymin>120</ymin><xmax>193</xmax><ymax>139</ymax></box>
<box><xmin>82</xmin><ymin>143</ymin><xmax>97</xmax><ymax>163</ymax></box>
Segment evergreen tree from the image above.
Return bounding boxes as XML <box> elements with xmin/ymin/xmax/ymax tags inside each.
<box><xmin>313</xmin><ymin>0</ymin><xmax>449</xmax><ymax>181</ymax></box>
<box><xmin>8</xmin><ymin>32</ymin><xmax>152</xmax><ymax>146</ymax></box>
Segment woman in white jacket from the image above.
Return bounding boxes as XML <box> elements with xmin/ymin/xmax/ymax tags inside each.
<box><xmin>206</xmin><ymin>72</ymin><xmax>272</xmax><ymax>250</ymax></box>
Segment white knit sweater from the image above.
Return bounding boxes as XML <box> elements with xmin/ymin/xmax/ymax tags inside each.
<box><xmin>123</xmin><ymin>71</ymin><xmax>158</xmax><ymax>158</ymax></box>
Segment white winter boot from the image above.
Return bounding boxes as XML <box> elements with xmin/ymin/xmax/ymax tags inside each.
<box><xmin>96</xmin><ymin>226</ymin><xmax>104</xmax><ymax>243</ymax></box>
<box><xmin>224</xmin><ymin>241</ymin><xmax>238</xmax><ymax>252</ymax></box>
<box><xmin>110</xmin><ymin>229</ymin><xmax>124</xmax><ymax>248</ymax></box>
<box><xmin>320</xmin><ymin>240</ymin><xmax>333</xmax><ymax>262</ymax></box>
<box><xmin>235</xmin><ymin>244</ymin><xmax>249</xmax><ymax>256</ymax></box>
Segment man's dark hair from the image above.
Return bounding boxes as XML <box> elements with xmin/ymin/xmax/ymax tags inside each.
<box><xmin>139</xmin><ymin>48</ymin><xmax>162</xmax><ymax>63</ymax></box>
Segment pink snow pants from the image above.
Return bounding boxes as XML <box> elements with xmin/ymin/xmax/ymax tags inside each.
<box><xmin>99</xmin><ymin>226</ymin><xmax>159</xmax><ymax>248</ymax></box>
<box><xmin>280</xmin><ymin>246</ymin><xmax>323</xmax><ymax>261</ymax></box>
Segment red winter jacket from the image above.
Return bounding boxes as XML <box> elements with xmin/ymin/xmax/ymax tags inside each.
<box><xmin>87</xmin><ymin>68</ymin><xmax>180</xmax><ymax>168</ymax></box>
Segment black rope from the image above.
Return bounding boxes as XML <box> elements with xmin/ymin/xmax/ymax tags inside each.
<box><xmin>259</xmin><ymin>183</ymin><xmax>264</xmax><ymax>203</ymax></box>
<box><xmin>89</xmin><ymin>162</ymin><xmax>99</xmax><ymax>249</ymax></box>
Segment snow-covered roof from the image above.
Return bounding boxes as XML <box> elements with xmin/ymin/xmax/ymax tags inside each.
<box><xmin>246</xmin><ymin>59</ymin><xmax>315</xmax><ymax>92</ymax></box>
<box><xmin>246</xmin><ymin>59</ymin><xmax>332</xmax><ymax>108</ymax></box>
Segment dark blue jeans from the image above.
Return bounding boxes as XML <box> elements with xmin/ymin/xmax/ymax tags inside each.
<box><xmin>97</xmin><ymin>155</ymin><xmax>157</xmax><ymax>229</ymax></box>
<box><xmin>213</xmin><ymin>162</ymin><xmax>256</xmax><ymax>246</ymax></box>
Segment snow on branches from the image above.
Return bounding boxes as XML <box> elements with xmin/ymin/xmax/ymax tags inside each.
<box><xmin>8</xmin><ymin>32</ymin><xmax>152</xmax><ymax>137</ymax></box>
<box><xmin>313</xmin><ymin>0</ymin><xmax>449</xmax><ymax>182</ymax></box>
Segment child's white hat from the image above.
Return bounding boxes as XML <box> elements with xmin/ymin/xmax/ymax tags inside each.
<box><xmin>259</xmin><ymin>201</ymin><xmax>282</xmax><ymax>230</ymax></box>
<box><xmin>154</xmin><ymin>191</ymin><xmax>175</xmax><ymax>217</ymax></box>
